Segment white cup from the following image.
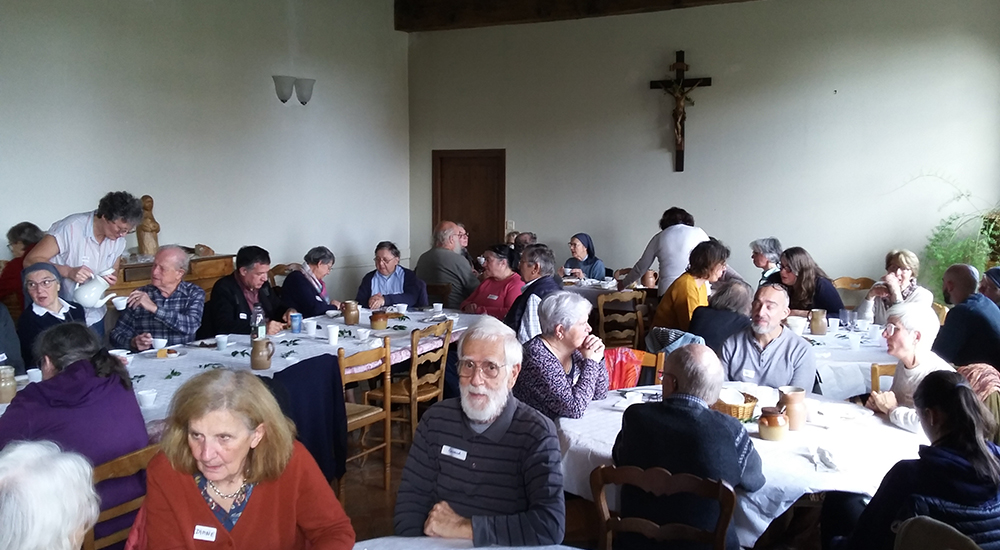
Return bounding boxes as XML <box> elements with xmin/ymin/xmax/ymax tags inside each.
<box><xmin>303</xmin><ymin>319</ymin><xmax>317</xmax><ymax>337</ymax></box>
<box><xmin>855</xmin><ymin>319</ymin><xmax>872</xmax><ymax>332</ymax></box>
<box><xmin>847</xmin><ymin>332</ymin><xmax>862</xmax><ymax>351</ymax></box>
<box><xmin>112</xmin><ymin>296</ymin><xmax>129</xmax><ymax>311</ymax></box>
<box><xmin>828</xmin><ymin>318</ymin><xmax>841</xmax><ymax>330</ymax></box>
<box><xmin>26</xmin><ymin>368</ymin><xmax>42</xmax><ymax>383</ymax></box>
<box><xmin>215</xmin><ymin>334</ymin><xmax>229</xmax><ymax>351</ymax></box>
<box><xmin>136</xmin><ymin>389</ymin><xmax>157</xmax><ymax>408</ymax></box>
<box><xmin>109</xmin><ymin>349</ymin><xmax>133</xmax><ymax>367</ymax></box>
<box><xmin>327</xmin><ymin>325</ymin><xmax>339</xmax><ymax>345</ymax></box>
<box><xmin>151</xmin><ymin>338</ymin><xmax>168</xmax><ymax>350</ymax></box>
<box><xmin>394</xmin><ymin>304</ymin><xmax>408</xmax><ymax>314</ymax></box>
<box><xmin>786</xmin><ymin>317</ymin><xmax>807</xmax><ymax>336</ymax></box>
<box><xmin>355</xmin><ymin>328</ymin><xmax>371</xmax><ymax>340</ymax></box>
<box><xmin>868</xmin><ymin>324</ymin><xmax>882</xmax><ymax>340</ymax></box>
<box><xmin>432</xmin><ymin>303</ymin><xmax>443</xmax><ymax>313</ymax></box>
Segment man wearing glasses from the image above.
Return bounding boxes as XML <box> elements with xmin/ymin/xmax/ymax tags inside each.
<box><xmin>415</xmin><ymin>220</ymin><xmax>480</xmax><ymax>309</ymax></box>
<box><xmin>395</xmin><ymin>316</ymin><xmax>565</xmax><ymax>546</ymax></box>
<box><xmin>25</xmin><ymin>191</ymin><xmax>142</xmax><ymax>336</ymax></box>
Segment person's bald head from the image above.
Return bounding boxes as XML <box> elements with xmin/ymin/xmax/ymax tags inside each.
<box><xmin>661</xmin><ymin>344</ymin><xmax>724</xmax><ymax>403</ymax></box>
<box><xmin>151</xmin><ymin>245</ymin><xmax>189</xmax><ymax>295</ymax></box>
<box><xmin>943</xmin><ymin>264</ymin><xmax>979</xmax><ymax>305</ymax></box>
<box><xmin>433</xmin><ymin>221</ymin><xmax>460</xmax><ymax>250</ymax></box>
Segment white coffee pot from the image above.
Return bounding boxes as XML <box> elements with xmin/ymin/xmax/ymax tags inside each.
<box><xmin>73</xmin><ymin>268</ymin><xmax>117</xmax><ymax>309</ymax></box>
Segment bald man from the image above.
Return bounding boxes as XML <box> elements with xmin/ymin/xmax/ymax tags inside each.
<box><xmin>931</xmin><ymin>264</ymin><xmax>1000</xmax><ymax>368</ymax></box>
<box><xmin>414</xmin><ymin>221</ymin><xmax>480</xmax><ymax>308</ymax></box>
<box><xmin>110</xmin><ymin>246</ymin><xmax>205</xmax><ymax>351</ymax></box>
<box><xmin>613</xmin><ymin>344</ymin><xmax>764</xmax><ymax>550</ymax></box>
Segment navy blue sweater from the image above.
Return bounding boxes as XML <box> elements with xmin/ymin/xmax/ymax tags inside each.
<box><xmin>932</xmin><ymin>293</ymin><xmax>1000</xmax><ymax>368</ymax></box>
<box><xmin>355</xmin><ymin>268</ymin><xmax>427</xmax><ymax>308</ymax></box>
<box><xmin>280</xmin><ymin>270</ymin><xmax>339</xmax><ymax>318</ymax></box>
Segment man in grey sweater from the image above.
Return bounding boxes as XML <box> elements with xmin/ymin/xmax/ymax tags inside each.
<box><xmin>394</xmin><ymin>316</ymin><xmax>565</xmax><ymax>546</ymax></box>
<box><xmin>415</xmin><ymin>221</ymin><xmax>480</xmax><ymax>309</ymax></box>
<box><xmin>721</xmin><ymin>283</ymin><xmax>817</xmax><ymax>391</ymax></box>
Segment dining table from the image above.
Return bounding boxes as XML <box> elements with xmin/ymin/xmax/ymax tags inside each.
<box><xmin>353</xmin><ymin>536</ymin><xmax>577</xmax><ymax>550</ymax></box>
<box><xmin>555</xmin><ymin>382</ymin><xmax>926</xmax><ymax>548</ymax></box>
<box><xmin>805</xmin><ymin>325</ymin><xmax>897</xmax><ymax>400</ymax></box>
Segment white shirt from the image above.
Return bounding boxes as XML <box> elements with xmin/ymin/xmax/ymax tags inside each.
<box><xmin>624</xmin><ymin>224</ymin><xmax>710</xmax><ymax>295</ymax></box>
<box><xmin>48</xmin><ymin>210</ymin><xmax>127</xmax><ymax>326</ymax></box>
<box><xmin>888</xmin><ymin>352</ymin><xmax>954</xmax><ymax>433</ymax></box>
<box><xmin>31</xmin><ymin>298</ymin><xmax>73</xmax><ymax>320</ymax></box>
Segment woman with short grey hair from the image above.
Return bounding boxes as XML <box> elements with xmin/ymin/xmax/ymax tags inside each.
<box><xmin>749</xmin><ymin>237</ymin><xmax>782</xmax><ymax>288</ymax></box>
<box><xmin>281</xmin><ymin>246</ymin><xmax>341</xmax><ymax>317</ymax></box>
<box><xmin>689</xmin><ymin>279</ymin><xmax>754</xmax><ymax>356</ymax></box>
<box><xmin>513</xmin><ymin>291</ymin><xmax>608</xmax><ymax>419</ymax></box>
<box><xmin>0</xmin><ymin>440</ymin><xmax>100</xmax><ymax>550</ymax></box>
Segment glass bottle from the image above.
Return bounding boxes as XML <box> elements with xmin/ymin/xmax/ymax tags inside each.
<box><xmin>251</xmin><ymin>303</ymin><xmax>266</xmax><ymax>340</ymax></box>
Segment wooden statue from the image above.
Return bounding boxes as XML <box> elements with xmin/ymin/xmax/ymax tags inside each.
<box><xmin>137</xmin><ymin>195</ymin><xmax>160</xmax><ymax>256</ymax></box>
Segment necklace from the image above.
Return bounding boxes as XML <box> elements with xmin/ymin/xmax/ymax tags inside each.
<box><xmin>207</xmin><ymin>479</ymin><xmax>246</xmax><ymax>500</ymax></box>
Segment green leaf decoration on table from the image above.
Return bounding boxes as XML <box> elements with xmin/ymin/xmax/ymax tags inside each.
<box><xmin>339</xmin><ymin>329</ymin><xmax>353</xmax><ymax>337</ymax></box>
<box><xmin>279</xmin><ymin>339</ymin><xmax>301</xmax><ymax>346</ymax></box>
<box><xmin>231</xmin><ymin>349</ymin><xmax>250</xmax><ymax>357</ymax></box>
<box><xmin>197</xmin><ymin>363</ymin><xmax>225</xmax><ymax>369</ymax></box>
<box><xmin>397</xmin><ymin>315</ymin><xmax>410</xmax><ymax>321</ymax></box>
<box><xmin>281</xmin><ymin>350</ymin><xmax>297</xmax><ymax>359</ymax></box>
<box><xmin>165</xmin><ymin>369</ymin><xmax>182</xmax><ymax>380</ymax></box>
<box><xmin>130</xmin><ymin>374</ymin><xmax>146</xmax><ymax>384</ymax></box>
<box><xmin>390</xmin><ymin>325</ymin><xmax>407</xmax><ymax>331</ymax></box>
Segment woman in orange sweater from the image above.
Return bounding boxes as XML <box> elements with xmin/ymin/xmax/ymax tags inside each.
<box><xmin>145</xmin><ymin>369</ymin><xmax>355</xmax><ymax>550</ymax></box>
<box><xmin>651</xmin><ymin>238</ymin><xmax>730</xmax><ymax>331</ymax></box>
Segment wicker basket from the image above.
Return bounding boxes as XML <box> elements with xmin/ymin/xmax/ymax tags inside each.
<box><xmin>712</xmin><ymin>392</ymin><xmax>758</xmax><ymax>421</ymax></box>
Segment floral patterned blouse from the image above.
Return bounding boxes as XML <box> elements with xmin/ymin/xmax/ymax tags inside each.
<box><xmin>513</xmin><ymin>336</ymin><xmax>609</xmax><ymax>419</ymax></box>
<box><xmin>195</xmin><ymin>474</ymin><xmax>257</xmax><ymax>531</ymax></box>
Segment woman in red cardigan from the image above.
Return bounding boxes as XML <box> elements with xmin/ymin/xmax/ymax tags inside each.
<box><xmin>145</xmin><ymin>369</ymin><xmax>355</xmax><ymax>550</ymax></box>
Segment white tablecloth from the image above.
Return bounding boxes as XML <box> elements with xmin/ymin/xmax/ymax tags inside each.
<box><xmin>809</xmin><ymin>327</ymin><xmax>896</xmax><ymax>400</ymax></box>
<box><xmin>125</xmin><ymin>310</ymin><xmax>479</xmax><ymax>424</ymax></box>
<box><xmin>353</xmin><ymin>537</ymin><xmax>576</xmax><ymax>550</ymax></box>
<box><xmin>556</xmin><ymin>384</ymin><xmax>926</xmax><ymax>548</ymax></box>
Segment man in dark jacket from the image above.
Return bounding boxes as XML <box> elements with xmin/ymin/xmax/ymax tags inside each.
<box><xmin>932</xmin><ymin>264</ymin><xmax>1000</xmax><ymax>368</ymax></box>
<box><xmin>613</xmin><ymin>344</ymin><xmax>765</xmax><ymax>550</ymax></box>
<box><xmin>504</xmin><ymin>244</ymin><xmax>561</xmax><ymax>343</ymax></box>
<box><xmin>200</xmin><ymin>246</ymin><xmax>294</xmax><ymax>337</ymax></box>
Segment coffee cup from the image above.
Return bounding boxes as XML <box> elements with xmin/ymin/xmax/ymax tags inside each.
<box><xmin>855</xmin><ymin>319</ymin><xmax>872</xmax><ymax>332</ymax></box>
<box><xmin>215</xmin><ymin>334</ymin><xmax>229</xmax><ymax>351</ymax></box>
<box><xmin>786</xmin><ymin>316</ymin><xmax>807</xmax><ymax>336</ymax></box>
<box><xmin>26</xmin><ymin>368</ymin><xmax>43</xmax><ymax>383</ymax></box>
<box><xmin>109</xmin><ymin>349</ymin><xmax>133</xmax><ymax>367</ymax></box>
<box><xmin>151</xmin><ymin>338</ymin><xmax>168</xmax><ymax>350</ymax></box>
<box><xmin>137</xmin><ymin>389</ymin><xmax>157</xmax><ymax>408</ymax></box>
<box><xmin>289</xmin><ymin>313</ymin><xmax>303</xmax><ymax>334</ymax></box>
<box><xmin>327</xmin><ymin>325</ymin><xmax>339</xmax><ymax>345</ymax></box>
<box><xmin>432</xmin><ymin>303</ymin><xmax>443</xmax><ymax>313</ymax></box>
<box><xmin>828</xmin><ymin>318</ymin><xmax>841</xmax><ymax>330</ymax></box>
<box><xmin>303</xmin><ymin>319</ymin><xmax>317</xmax><ymax>337</ymax></box>
<box><xmin>868</xmin><ymin>324</ymin><xmax>882</xmax><ymax>340</ymax></box>
<box><xmin>112</xmin><ymin>296</ymin><xmax>129</xmax><ymax>311</ymax></box>
<box><xmin>847</xmin><ymin>332</ymin><xmax>862</xmax><ymax>351</ymax></box>
<box><xmin>393</xmin><ymin>304</ymin><xmax>408</xmax><ymax>314</ymax></box>
<box><xmin>355</xmin><ymin>328</ymin><xmax>371</xmax><ymax>340</ymax></box>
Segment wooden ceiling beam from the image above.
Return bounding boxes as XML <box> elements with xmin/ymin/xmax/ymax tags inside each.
<box><xmin>395</xmin><ymin>0</ymin><xmax>764</xmax><ymax>32</ymax></box>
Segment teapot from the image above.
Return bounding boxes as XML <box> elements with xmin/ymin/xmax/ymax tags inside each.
<box><xmin>73</xmin><ymin>269</ymin><xmax>117</xmax><ymax>309</ymax></box>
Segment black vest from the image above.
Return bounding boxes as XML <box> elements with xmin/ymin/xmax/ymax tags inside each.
<box><xmin>503</xmin><ymin>275</ymin><xmax>562</xmax><ymax>331</ymax></box>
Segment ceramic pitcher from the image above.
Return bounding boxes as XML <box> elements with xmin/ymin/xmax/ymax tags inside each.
<box><xmin>250</xmin><ymin>338</ymin><xmax>275</xmax><ymax>370</ymax></box>
<box><xmin>809</xmin><ymin>309</ymin><xmax>827</xmax><ymax>335</ymax></box>
<box><xmin>342</xmin><ymin>301</ymin><xmax>360</xmax><ymax>326</ymax></box>
<box><xmin>641</xmin><ymin>270</ymin><xmax>658</xmax><ymax>288</ymax></box>
<box><xmin>778</xmin><ymin>386</ymin><xmax>807</xmax><ymax>431</ymax></box>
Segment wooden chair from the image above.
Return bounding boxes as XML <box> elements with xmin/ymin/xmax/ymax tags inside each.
<box><xmin>365</xmin><ymin>320</ymin><xmax>453</xmax><ymax>442</ymax></box>
<box><xmin>267</xmin><ymin>263</ymin><xmax>293</xmax><ymax>293</ymax></box>
<box><xmin>82</xmin><ymin>444</ymin><xmax>160</xmax><ymax>550</ymax></box>
<box><xmin>0</xmin><ymin>292</ymin><xmax>21</xmax><ymax>324</ymax></box>
<box><xmin>871</xmin><ymin>362</ymin><xmax>897</xmax><ymax>392</ymax></box>
<box><xmin>597</xmin><ymin>291</ymin><xmax>646</xmax><ymax>348</ymax></box>
<box><xmin>338</xmin><ymin>338</ymin><xmax>392</xmax><ymax>503</ymax></box>
<box><xmin>932</xmin><ymin>302</ymin><xmax>949</xmax><ymax>325</ymax></box>
<box><xmin>425</xmin><ymin>283</ymin><xmax>452</xmax><ymax>306</ymax></box>
<box><xmin>590</xmin><ymin>465</ymin><xmax>736</xmax><ymax>550</ymax></box>
<box><xmin>644</xmin><ymin>350</ymin><xmax>666</xmax><ymax>383</ymax></box>
<box><xmin>833</xmin><ymin>276</ymin><xmax>876</xmax><ymax>291</ymax></box>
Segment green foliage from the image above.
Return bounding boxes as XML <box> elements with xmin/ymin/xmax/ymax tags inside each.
<box><xmin>920</xmin><ymin>214</ymin><xmax>998</xmax><ymax>303</ymax></box>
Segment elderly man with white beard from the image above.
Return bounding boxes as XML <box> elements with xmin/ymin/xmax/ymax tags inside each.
<box><xmin>721</xmin><ymin>283</ymin><xmax>818</xmax><ymax>391</ymax></box>
<box><xmin>394</xmin><ymin>316</ymin><xmax>566</xmax><ymax>547</ymax></box>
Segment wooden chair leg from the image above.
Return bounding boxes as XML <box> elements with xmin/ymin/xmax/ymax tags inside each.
<box><xmin>338</xmin><ymin>476</ymin><xmax>346</xmax><ymax>505</ymax></box>
<box><xmin>410</xmin><ymin>400</ymin><xmax>419</xmax><ymax>442</ymax></box>
<box><xmin>383</xmin><ymin>413</ymin><xmax>392</xmax><ymax>491</ymax></box>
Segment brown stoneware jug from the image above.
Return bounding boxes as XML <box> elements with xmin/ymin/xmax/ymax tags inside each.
<box><xmin>342</xmin><ymin>301</ymin><xmax>360</xmax><ymax>326</ymax></box>
<box><xmin>758</xmin><ymin>407</ymin><xmax>789</xmax><ymax>441</ymax></box>
<box><xmin>778</xmin><ymin>386</ymin><xmax>807</xmax><ymax>431</ymax></box>
<box><xmin>250</xmin><ymin>338</ymin><xmax>275</xmax><ymax>371</ymax></box>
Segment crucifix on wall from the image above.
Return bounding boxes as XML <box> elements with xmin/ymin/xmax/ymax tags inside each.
<box><xmin>649</xmin><ymin>50</ymin><xmax>712</xmax><ymax>172</ymax></box>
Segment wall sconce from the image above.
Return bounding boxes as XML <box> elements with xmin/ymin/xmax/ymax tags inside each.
<box><xmin>294</xmin><ymin>78</ymin><xmax>315</xmax><ymax>105</ymax></box>
<box><xmin>272</xmin><ymin>76</ymin><xmax>296</xmax><ymax>103</ymax></box>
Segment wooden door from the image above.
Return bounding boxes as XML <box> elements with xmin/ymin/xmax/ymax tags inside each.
<box><xmin>432</xmin><ymin>150</ymin><xmax>505</xmax><ymax>257</ymax></box>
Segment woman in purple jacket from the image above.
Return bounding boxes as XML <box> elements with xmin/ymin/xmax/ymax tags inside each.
<box><xmin>0</xmin><ymin>322</ymin><xmax>149</xmax><ymax>543</ymax></box>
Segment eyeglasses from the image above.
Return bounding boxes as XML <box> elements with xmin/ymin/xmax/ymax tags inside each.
<box><xmin>109</xmin><ymin>220</ymin><xmax>135</xmax><ymax>237</ymax></box>
<box><xmin>456</xmin><ymin>232</ymin><xmax>469</xmax><ymax>238</ymax></box>
<box><xmin>458</xmin><ymin>359</ymin><xmax>504</xmax><ymax>379</ymax></box>
<box><xmin>26</xmin><ymin>278</ymin><xmax>57</xmax><ymax>291</ymax></box>
<box><xmin>374</xmin><ymin>256</ymin><xmax>398</xmax><ymax>265</ymax></box>
<box><xmin>883</xmin><ymin>324</ymin><xmax>901</xmax><ymax>336</ymax></box>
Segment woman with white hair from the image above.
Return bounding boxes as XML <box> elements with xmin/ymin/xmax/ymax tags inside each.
<box><xmin>867</xmin><ymin>303</ymin><xmax>955</xmax><ymax>432</ymax></box>
<box><xmin>749</xmin><ymin>237</ymin><xmax>782</xmax><ymax>288</ymax></box>
<box><xmin>0</xmin><ymin>440</ymin><xmax>100</xmax><ymax>550</ymax></box>
<box><xmin>513</xmin><ymin>291</ymin><xmax>608</xmax><ymax>419</ymax></box>
<box><xmin>855</xmin><ymin>249</ymin><xmax>933</xmax><ymax>325</ymax></box>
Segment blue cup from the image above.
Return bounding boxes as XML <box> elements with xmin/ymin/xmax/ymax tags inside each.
<box><xmin>289</xmin><ymin>313</ymin><xmax>303</xmax><ymax>333</ymax></box>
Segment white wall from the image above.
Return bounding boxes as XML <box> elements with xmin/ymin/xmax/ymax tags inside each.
<box><xmin>408</xmin><ymin>0</ymin><xmax>1000</xmax><ymax>284</ymax></box>
<box><xmin>0</xmin><ymin>0</ymin><xmax>409</xmax><ymax>299</ymax></box>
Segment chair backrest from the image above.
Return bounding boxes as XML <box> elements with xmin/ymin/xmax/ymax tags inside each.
<box><xmin>407</xmin><ymin>320</ymin><xmax>454</xmax><ymax>395</ymax></box>
<box><xmin>426</xmin><ymin>283</ymin><xmax>452</xmax><ymax>306</ymax></box>
<box><xmin>338</xmin><ymin>337</ymin><xmax>392</xmax><ymax>385</ymax></box>
<box><xmin>871</xmin><ymin>362</ymin><xmax>897</xmax><ymax>393</ymax></box>
<box><xmin>894</xmin><ymin>516</ymin><xmax>982</xmax><ymax>550</ymax></box>
<box><xmin>597</xmin><ymin>290</ymin><xmax>646</xmax><ymax>349</ymax></box>
<box><xmin>903</xmin><ymin>494</ymin><xmax>1000</xmax><ymax>550</ymax></box>
<box><xmin>642</xmin><ymin>350</ymin><xmax>667</xmax><ymax>383</ymax></box>
<box><xmin>932</xmin><ymin>302</ymin><xmax>949</xmax><ymax>325</ymax></box>
<box><xmin>833</xmin><ymin>276</ymin><xmax>876</xmax><ymax>290</ymax></box>
<box><xmin>267</xmin><ymin>263</ymin><xmax>293</xmax><ymax>292</ymax></box>
<box><xmin>590</xmin><ymin>465</ymin><xmax>735</xmax><ymax>550</ymax></box>
<box><xmin>0</xmin><ymin>292</ymin><xmax>21</xmax><ymax>324</ymax></box>
<box><xmin>82</xmin><ymin>444</ymin><xmax>160</xmax><ymax>550</ymax></box>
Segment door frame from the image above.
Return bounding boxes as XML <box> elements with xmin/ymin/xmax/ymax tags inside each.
<box><xmin>431</xmin><ymin>149</ymin><xmax>506</xmax><ymax>238</ymax></box>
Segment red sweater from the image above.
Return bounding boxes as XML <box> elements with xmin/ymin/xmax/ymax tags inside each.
<box><xmin>145</xmin><ymin>441</ymin><xmax>355</xmax><ymax>550</ymax></box>
<box><xmin>460</xmin><ymin>273</ymin><xmax>524</xmax><ymax>319</ymax></box>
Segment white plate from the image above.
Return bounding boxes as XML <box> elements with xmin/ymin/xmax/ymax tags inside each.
<box><xmin>325</xmin><ymin>310</ymin><xmax>342</xmax><ymax>318</ymax></box>
<box><xmin>150</xmin><ymin>349</ymin><xmax>186</xmax><ymax>360</ymax></box>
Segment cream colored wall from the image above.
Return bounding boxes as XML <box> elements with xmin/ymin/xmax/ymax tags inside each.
<box><xmin>0</xmin><ymin>0</ymin><xmax>409</xmax><ymax>300</ymax></box>
<box><xmin>408</xmin><ymin>0</ymin><xmax>1000</xmax><ymax>285</ymax></box>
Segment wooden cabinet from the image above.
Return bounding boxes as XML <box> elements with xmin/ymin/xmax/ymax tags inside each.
<box><xmin>109</xmin><ymin>254</ymin><xmax>234</xmax><ymax>302</ymax></box>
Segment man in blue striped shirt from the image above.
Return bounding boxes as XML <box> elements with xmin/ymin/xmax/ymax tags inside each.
<box><xmin>110</xmin><ymin>246</ymin><xmax>204</xmax><ymax>350</ymax></box>
<box><xmin>394</xmin><ymin>316</ymin><xmax>566</xmax><ymax>546</ymax></box>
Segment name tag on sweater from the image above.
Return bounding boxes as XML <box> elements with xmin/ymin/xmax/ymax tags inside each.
<box><xmin>239</xmin><ymin>313</ymin><xmax>247</xmax><ymax>320</ymax></box>
<box><xmin>315</xmin><ymin>296</ymin><xmax>322</xmax><ymax>301</ymax></box>
<box><xmin>487</xmin><ymin>294</ymin><xmax>499</xmax><ymax>300</ymax></box>
<box><xmin>0</xmin><ymin>353</ymin><xmax>6</xmax><ymax>363</ymax></box>
<box><xmin>743</xmin><ymin>369</ymin><xmax>756</xmax><ymax>380</ymax></box>
<box><xmin>193</xmin><ymin>525</ymin><xmax>217</xmax><ymax>541</ymax></box>
<box><xmin>441</xmin><ymin>445</ymin><xmax>467</xmax><ymax>461</ymax></box>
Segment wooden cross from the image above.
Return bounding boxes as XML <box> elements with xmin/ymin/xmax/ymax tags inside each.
<box><xmin>649</xmin><ymin>50</ymin><xmax>712</xmax><ymax>172</ymax></box>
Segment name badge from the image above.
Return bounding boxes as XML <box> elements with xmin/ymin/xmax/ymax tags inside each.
<box><xmin>441</xmin><ymin>445</ymin><xmax>468</xmax><ymax>461</ymax></box>
<box><xmin>742</xmin><ymin>369</ymin><xmax>756</xmax><ymax>380</ymax></box>
<box><xmin>487</xmin><ymin>294</ymin><xmax>499</xmax><ymax>301</ymax></box>
<box><xmin>315</xmin><ymin>296</ymin><xmax>322</xmax><ymax>301</ymax></box>
<box><xmin>0</xmin><ymin>353</ymin><xmax>6</xmax><ymax>363</ymax></box>
<box><xmin>239</xmin><ymin>313</ymin><xmax>248</xmax><ymax>320</ymax></box>
<box><xmin>193</xmin><ymin>525</ymin><xmax>217</xmax><ymax>542</ymax></box>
